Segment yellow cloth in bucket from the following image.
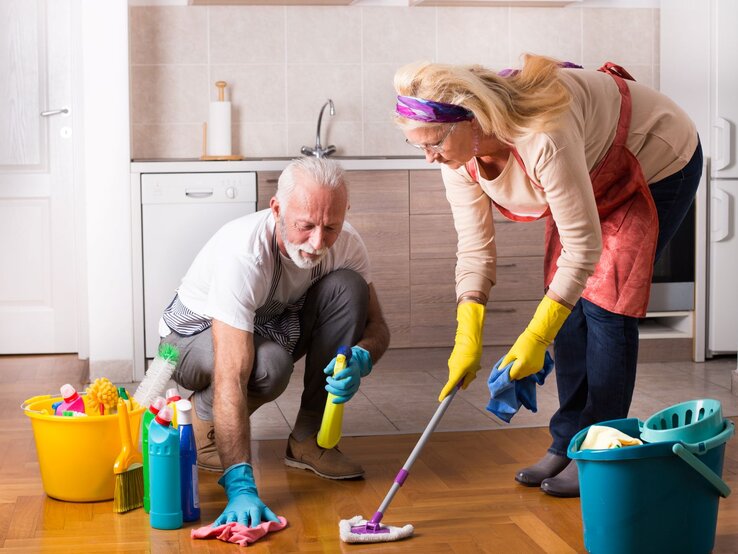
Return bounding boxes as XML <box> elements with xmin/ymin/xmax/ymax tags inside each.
<box><xmin>580</xmin><ymin>425</ymin><xmax>643</xmax><ymax>450</ymax></box>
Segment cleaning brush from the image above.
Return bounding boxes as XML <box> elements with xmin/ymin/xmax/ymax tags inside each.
<box><xmin>133</xmin><ymin>343</ymin><xmax>180</xmax><ymax>408</ymax></box>
<box><xmin>113</xmin><ymin>398</ymin><xmax>144</xmax><ymax>513</ymax></box>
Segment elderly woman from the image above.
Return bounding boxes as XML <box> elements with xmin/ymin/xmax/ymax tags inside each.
<box><xmin>393</xmin><ymin>55</ymin><xmax>701</xmax><ymax>497</ymax></box>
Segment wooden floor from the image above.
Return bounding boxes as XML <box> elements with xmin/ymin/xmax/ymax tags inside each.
<box><xmin>3</xmin><ymin>355</ymin><xmax>738</xmax><ymax>553</ymax></box>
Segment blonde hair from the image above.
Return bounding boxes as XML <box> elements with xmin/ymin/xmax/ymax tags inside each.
<box><xmin>393</xmin><ymin>54</ymin><xmax>572</xmax><ymax>143</ymax></box>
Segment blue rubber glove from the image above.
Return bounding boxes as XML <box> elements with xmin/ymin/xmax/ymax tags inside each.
<box><xmin>214</xmin><ymin>463</ymin><xmax>279</xmax><ymax>527</ymax></box>
<box><xmin>324</xmin><ymin>346</ymin><xmax>372</xmax><ymax>405</ymax></box>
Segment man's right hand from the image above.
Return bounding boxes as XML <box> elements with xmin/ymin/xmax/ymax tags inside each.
<box><xmin>215</xmin><ymin>463</ymin><xmax>279</xmax><ymax>527</ymax></box>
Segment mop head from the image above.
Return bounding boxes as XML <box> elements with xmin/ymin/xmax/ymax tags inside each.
<box><xmin>339</xmin><ymin>515</ymin><xmax>414</xmax><ymax>544</ymax></box>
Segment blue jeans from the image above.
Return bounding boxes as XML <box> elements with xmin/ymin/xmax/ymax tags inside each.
<box><xmin>548</xmin><ymin>140</ymin><xmax>703</xmax><ymax>456</ymax></box>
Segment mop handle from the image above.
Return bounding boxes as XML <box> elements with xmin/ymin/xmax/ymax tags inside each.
<box><xmin>370</xmin><ymin>386</ymin><xmax>459</xmax><ymax>525</ymax></box>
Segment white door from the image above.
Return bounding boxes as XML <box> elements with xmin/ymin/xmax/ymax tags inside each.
<box><xmin>0</xmin><ymin>0</ymin><xmax>77</xmax><ymax>353</ymax></box>
<box><xmin>708</xmin><ymin>179</ymin><xmax>738</xmax><ymax>354</ymax></box>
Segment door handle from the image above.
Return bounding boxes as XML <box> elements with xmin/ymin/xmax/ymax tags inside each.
<box><xmin>711</xmin><ymin>188</ymin><xmax>730</xmax><ymax>242</ymax></box>
<box><xmin>40</xmin><ymin>108</ymin><xmax>69</xmax><ymax>117</ymax></box>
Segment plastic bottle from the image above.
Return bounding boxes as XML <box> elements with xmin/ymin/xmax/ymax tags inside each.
<box><xmin>166</xmin><ymin>387</ymin><xmax>182</xmax><ymax>428</ymax></box>
<box><xmin>148</xmin><ymin>406</ymin><xmax>182</xmax><ymax>530</ymax></box>
<box><xmin>142</xmin><ymin>396</ymin><xmax>167</xmax><ymax>514</ymax></box>
<box><xmin>176</xmin><ymin>399</ymin><xmax>200</xmax><ymax>522</ymax></box>
<box><xmin>55</xmin><ymin>384</ymin><xmax>86</xmax><ymax>416</ymax></box>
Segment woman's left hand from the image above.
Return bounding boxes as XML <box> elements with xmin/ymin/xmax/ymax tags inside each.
<box><xmin>505</xmin><ymin>296</ymin><xmax>571</xmax><ymax>380</ymax></box>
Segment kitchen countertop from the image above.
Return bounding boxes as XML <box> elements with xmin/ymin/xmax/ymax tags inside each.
<box><xmin>131</xmin><ymin>156</ymin><xmax>434</xmax><ymax>173</ymax></box>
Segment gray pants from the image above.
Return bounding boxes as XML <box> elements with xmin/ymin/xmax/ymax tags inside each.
<box><xmin>161</xmin><ymin>269</ymin><xmax>369</xmax><ymax>441</ymax></box>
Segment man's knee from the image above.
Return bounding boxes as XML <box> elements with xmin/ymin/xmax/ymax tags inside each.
<box><xmin>248</xmin><ymin>339</ymin><xmax>294</xmax><ymax>404</ymax></box>
<box><xmin>322</xmin><ymin>269</ymin><xmax>369</xmax><ymax>304</ymax></box>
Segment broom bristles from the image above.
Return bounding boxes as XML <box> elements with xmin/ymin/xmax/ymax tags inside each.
<box><xmin>113</xmin><ymin>465</ymin><xmax>144</xmax><ymax>513</ymax></box>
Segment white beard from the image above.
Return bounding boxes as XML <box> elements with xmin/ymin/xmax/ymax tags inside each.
<box><xmin>280</xmin><ymin>219</ymin><xmax>328</xmax><ymax>269</ymax></box>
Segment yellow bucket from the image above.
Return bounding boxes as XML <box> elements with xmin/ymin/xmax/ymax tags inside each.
<box><xmin>22</xmin><ymin>394</ymin><xmax>144</xmax><ymax>502</ymax></box>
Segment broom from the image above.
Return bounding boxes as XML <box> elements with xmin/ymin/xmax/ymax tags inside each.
<box><xmin>113</xmin><ymin>398</ymin><xmax>144</xmax><ymax>513</ymax></box>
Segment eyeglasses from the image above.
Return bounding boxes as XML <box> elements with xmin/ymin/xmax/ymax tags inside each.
<box><xmin>405</xmin><ymin>123</ymin><xmax>457</xmax><ymax>154</ymax></box>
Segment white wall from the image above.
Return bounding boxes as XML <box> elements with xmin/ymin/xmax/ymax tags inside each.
<box><xmin>78</xmin><ymin>0</ymin><xmax>134</xmax><ymax>381</ymax></box>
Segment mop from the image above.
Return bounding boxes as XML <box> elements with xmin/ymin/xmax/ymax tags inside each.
<box><xmin>339</xmin><ymin>386</ymin><xmax>459</xmax><ymax>543</ymax></box>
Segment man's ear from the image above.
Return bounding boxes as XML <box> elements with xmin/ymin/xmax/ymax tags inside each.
<box><xmin>269</xmin><ymin>196</ymin><xmax>281</xmax><ymax>220</ymax></box>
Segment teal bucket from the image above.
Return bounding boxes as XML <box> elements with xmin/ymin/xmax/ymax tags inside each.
<box><xmin>568</xmin><ymin>417</ymin><xmax>734</xmax><ymax>554</ymax></box>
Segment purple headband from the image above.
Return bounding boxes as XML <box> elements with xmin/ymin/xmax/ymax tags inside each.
<box><xmin>395</xmin><ymin>95</ymin><xmax>474</xmax><ymax>123</ymax></box>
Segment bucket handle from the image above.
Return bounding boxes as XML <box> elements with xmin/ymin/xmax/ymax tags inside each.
<box><xmin>672</xmin><ymin>444</ymin><xmax>731</xmax><ymax>498</ymax></box>
<box><xmin>21</xmin><ymin>395</ymin><xmax>54</xmax><ymax>414</ymax></box>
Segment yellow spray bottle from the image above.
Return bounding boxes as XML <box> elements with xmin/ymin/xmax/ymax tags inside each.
<box><xmin>317</xmin><ymin>346</ymin><xmax>352</xmax><ymax>449</ymax></box>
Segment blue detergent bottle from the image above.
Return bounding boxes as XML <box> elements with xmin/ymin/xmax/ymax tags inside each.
<box><xmin>55</xmin><ymin>384</ymin><xmax>86</xmax><ymax>416</ymax></box>
<box><xmin>176</xmin><ymin>399</ymin><xmax>200</xmax><ymax>522</ymax></box>
<box><xmin>148</xmin><ymin>406</ymin><xmax>183</xmax><ymax>530</ymax></box>
<box><xmin>142</xmin><ymin>396</ymin><xmax>167</xmax><ymax>514</ymax></box>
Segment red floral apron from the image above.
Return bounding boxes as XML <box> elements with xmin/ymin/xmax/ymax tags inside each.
<box><xmin>466</xmin><ymin>63</ymin><xmax>658</xmax><ymax>318</ymax></box>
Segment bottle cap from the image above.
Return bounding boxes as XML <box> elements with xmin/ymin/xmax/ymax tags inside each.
<box><xmin>165</xmin><ymin>387</ymin><xmax>182</xmax><ymax>402</ymax></box>
<box><xmin>149</xmin><ymin>396</ymin><xmax>166</xmax><ymax>414</ymax></box>
<box><xmin>175</xmin><ymin>399</ymin><xmax>192</xmax><ymax>425</ymax></box>
<box><xmin>154</xmin><ymin>406</ymin><xmax>173</xmax><ymax>426</ymax></box>
<box><xmin>60</xmin><ymin>383</ymin><xmax>79</xmax><ymax>402</ymax></box>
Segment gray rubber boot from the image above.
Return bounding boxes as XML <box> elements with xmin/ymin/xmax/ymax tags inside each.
<box><xmin>541</xmin><ymin>460</ymin><xmax>580</xmax><ymax>497</ymax></box>
<box><xmin>515</xmin><ymin>452</ymin><xmax>570</xmax><ymax>487</ymax></box>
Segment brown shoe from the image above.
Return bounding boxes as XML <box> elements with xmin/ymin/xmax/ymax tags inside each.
<box><xmin>284</xmin><ymin>433</ymin><xmax>364</xmax><ymax>480</ymax></box>
<box><xmin>191</xmin><ymin>393</ymin><xmax>223</xmax><ymax>472</ymax></box>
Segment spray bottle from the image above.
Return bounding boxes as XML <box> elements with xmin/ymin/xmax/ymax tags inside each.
<box><xmin>148</xmin><ymin>406</ymin><xmax>182</xmax><ymax>530</ymax></box>
<box><xmin>55</xmin><ymin>384</ymin><xmax>86</xmax><ymax>416</ymax></box>
<box><xmin>176</xmin><ymin>399</ymin><xmax>200</xmax><ymax>522</ymax></box>
<box><xmin>142</xmin><ymin>396</ymin><xmax>167</xmax><ymax>514</ymax></box>
<box><xmin>317</xmin><ymin>346</ymin><xmax>352</xmax><ymax>448</ymax></box>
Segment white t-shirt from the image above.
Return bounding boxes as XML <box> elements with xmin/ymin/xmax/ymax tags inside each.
<box><xmin>174</xmin><ymin>209</ymin><xmax>371</xmax><ymax>333</ymax></box>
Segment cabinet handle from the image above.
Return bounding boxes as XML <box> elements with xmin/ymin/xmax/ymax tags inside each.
<box><xmin>713</xmin><ymin>117</ymin><xmax>732</xmax><ymax>171</ymax></box>
<box><xmin>265</xmin><ymin>179</ymin><xmax>279</xmax><ymax>184</ymax></box>
<box><xmin>486</xmin><ymin>307</ymin><xmax>516</xmax><ymax>314</ymax></box>
<box><xmin>497</xmin><ymin>263</ymin><xmax>517</xmax><ymax>268</ymax></box>
<box><xmin>711</xmin><ymin>188</ymin><xmax>730</xmax><ymax>242</ymax></box>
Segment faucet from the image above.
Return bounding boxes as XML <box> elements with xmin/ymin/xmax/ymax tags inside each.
<box><xmin>301</xmin><ymin>99</ymin><xmax>336</xmax><ymax>158</ymax></box>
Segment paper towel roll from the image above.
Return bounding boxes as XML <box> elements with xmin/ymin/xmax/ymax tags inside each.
<box><xmin>207</xmin><ymin>101</ymin><xmax>232</xmax><ymax>156</ymax></box>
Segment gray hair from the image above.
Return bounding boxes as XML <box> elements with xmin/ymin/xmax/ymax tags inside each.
<box><xmin>276</xmin><ymin>157</ymin><xmax>348</xmax><ymax>206</ymax></box>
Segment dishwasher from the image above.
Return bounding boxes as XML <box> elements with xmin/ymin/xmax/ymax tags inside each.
<box><xmin>141</xmin><ymin>172</ymin><xmax>257</xmax><ymax>358</ymax></box>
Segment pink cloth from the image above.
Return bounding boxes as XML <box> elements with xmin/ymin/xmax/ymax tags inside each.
<box><xmin>191</xmin><ymin>517</ymin><xmax>288</xmax><ymax>546</ymax></box>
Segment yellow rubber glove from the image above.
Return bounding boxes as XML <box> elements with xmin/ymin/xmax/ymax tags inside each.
<box><xmin>439</xmin><ymin>301</ymin><xmax>486</xmax><ymax>401</ymax></box>
<box><xmin>504</xmin><ymin>295</ymin><xmax>571</xmax><ymax>381</ymax></box>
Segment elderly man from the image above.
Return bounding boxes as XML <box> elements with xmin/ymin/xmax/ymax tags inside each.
<box><xmin>159</xmin><ymin>157</ymin><xmax>390</xmax><ymax>526</ymax></box>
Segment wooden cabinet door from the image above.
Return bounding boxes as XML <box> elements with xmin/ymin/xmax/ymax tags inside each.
<box><xmin>409</xmin><ymin>169</ymin><xmax>545</xmax><ymax>348</ymax></box>
<box><xmin>345</xmin><ymin>171</ymin><xmax>411</xmax><ymax>348</ymax></box>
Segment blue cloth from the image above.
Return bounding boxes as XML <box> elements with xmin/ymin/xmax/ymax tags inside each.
<box><xmin>486</xmin><ymin>351</ymin><xmax>554</xmax><ymax>423</ymax></box>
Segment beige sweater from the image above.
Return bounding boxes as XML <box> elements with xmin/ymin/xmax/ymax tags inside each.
<box><xmin>442</xmin><ymin>68</ymin><xmax>698</xmax><ymax>305</ymax></box>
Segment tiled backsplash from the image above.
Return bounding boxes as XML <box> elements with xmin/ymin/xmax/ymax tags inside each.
<box><xmin>129</xmin><ymin>5</ymin><xmax>659</xmax><ymax>160</ymax></box>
